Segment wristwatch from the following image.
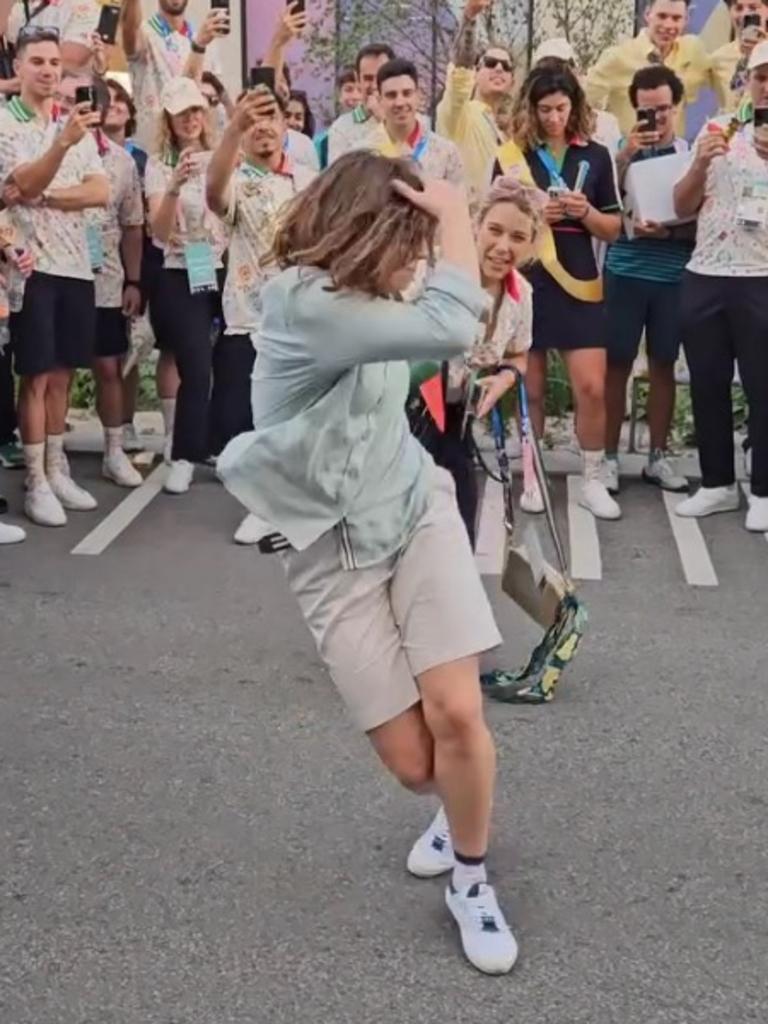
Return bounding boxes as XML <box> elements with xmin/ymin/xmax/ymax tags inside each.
<box><xmin>191</xmin><ymin>40</ymin><xmax>206</xmax><ymax>54</ymax></box>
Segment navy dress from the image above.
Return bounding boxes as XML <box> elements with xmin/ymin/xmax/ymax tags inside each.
<box><xmin>493</xmin><ymin>139</ymin><xmax>621</xmax><ymax>351</ymax></box>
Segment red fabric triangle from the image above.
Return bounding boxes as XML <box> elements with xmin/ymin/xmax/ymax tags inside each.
<box><xmin>506</xmin><ymin>269</ymin><xmax>521</xmax><ymax>302</ymax></box>
<box><xmin>419</xmin><ymin>373</ymin><xmax>445</xmax><ymax>433</ymax></box>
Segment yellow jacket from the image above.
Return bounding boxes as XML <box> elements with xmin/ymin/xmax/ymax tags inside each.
<box><xmin>436</xmin><ymin>63</ymin><xmax>501</xmax><ymax>199</ymax></box>
<box><xmin>585</xmin><ymin>30</ymin><xmax>716</xmax><ymax>135</ymax></box>
<box><xmin>711</xmin><ymin>39</ymin><xmax>743</xmax><ymax>112</ymax></box>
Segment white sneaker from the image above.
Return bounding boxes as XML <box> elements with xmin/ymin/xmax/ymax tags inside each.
<box><xmin>675</xmin><ymin>485</ymin><xmax>739</xmax><ymax>518</ymax></box>
<box><xmin>48</xmin><ymin>471</ymin><xmax>97</xmax><ymax>511</ymax></box>
<box><xmin>579</xmin><ymin>478</ymin><xmax>621</xmax><ymax>520</ymax></box>
<box><xmin>520</xmin><ymin>481</ymin><xmax>544</xmax><ymax>514</ymax></box>
<box><xmin>164</xmin><ymin>460</ymin><xmax>194</xmax><ymax>495</ymax></box>
<box><xmin>603</xmin><ymin>458</ymin><xmax>620</xmax><ymax>496</ymax></box>
<box><xmin>406</xmin><ymin>817</ymin><xmax>454</xmax><ymax>878</ymax></box>
<box><xmin>0</xmin><ymin>520</ymin><xmax>26</xmax><ymax>544</ymax></box>
<box><xmin>25</xmin><ymin>481</ymin><xmax>67</xmax><ymax>527</ymax></box>
<box><xmin>746</xmin><ymin>495</ymin><xmax>768</xmax><ymax>533</ymax></box>
<box><xmin>642</xmin><ymin>456</ymin><xmax>689</xmax><ymax>493</ymax></box>
<box><xmin>233</xmin><ymin>512</ymin><xmax>271</xmax><ymax>546</ymax></box>
<box><xmin>445</xmin><ymin>882</ymin><xmax>519</xmax><ymax>975</ymax></box>
<box><xmin>103</xmin><ymin>450</ymin><xmax>142</xmax><ymax>488</ymax></box>
<box><xmin>122</xmin><ymin>423</ymin><xmax>144</xmax><ymax>453</ymax></box>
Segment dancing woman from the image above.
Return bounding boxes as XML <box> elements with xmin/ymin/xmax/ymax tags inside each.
<box><xmin>219</xmin><ymin>151</ymin><xmax>518</xmax><ymax>974</ymax></box>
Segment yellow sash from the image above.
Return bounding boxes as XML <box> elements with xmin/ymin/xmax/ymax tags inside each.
<box><xmin>496</xmin><ymin>140</ymin><xmax>603</xmax><ymax>303</ymax></box>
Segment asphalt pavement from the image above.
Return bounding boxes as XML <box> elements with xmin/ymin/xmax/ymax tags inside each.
<box><xmin>1</xmin><ymin>452</ymin><xmax>767</xmax><ymax>1024</ymax></box>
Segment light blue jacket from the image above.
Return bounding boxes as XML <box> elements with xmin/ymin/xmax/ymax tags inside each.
<box><xmin>218</xmin><ymin>262</ymin><xmax>489</xmax><ymax>569</ymax></box>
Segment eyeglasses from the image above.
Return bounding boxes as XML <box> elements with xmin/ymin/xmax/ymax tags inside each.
<box><xmin>481</xmin><ymin>56</ymin><xmax>513</xmax><ymax>73</ymax></box>
<box><xmin>17</xmin><ymin>25</ymin><xmax>60</xmax><ymax>44</ymax></box>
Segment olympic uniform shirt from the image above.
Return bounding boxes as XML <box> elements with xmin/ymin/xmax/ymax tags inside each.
<box><xmin>6</xmin><ymin>0</ymin><xmax>100</xmax><ymax>51</ymax></box>
<box><xmin>0</xmin><ymin>97</ymin><xmax>107</xmax><ymax>281</ymax></box>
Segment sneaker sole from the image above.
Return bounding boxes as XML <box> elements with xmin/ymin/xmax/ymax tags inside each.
<box><xmin>406</xmin><ymin>856</ymin><xmax>454</xmax><ymax>879</ymax></box>
<box><xmin>577</xmin><ymin>500</ymin><xmax>621</xmax><ymax>521</ymax></box>
<box><xmin>676</xmin><ymin>503</ymin><xmax>740</xmax><ymax>518</ymax></box>
<box><xmin>641</xmin><ymin>470</ymin><xmax>689</xmax><ymax>494</ymax></box>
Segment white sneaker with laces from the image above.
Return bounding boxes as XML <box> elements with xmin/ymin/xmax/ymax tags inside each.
<box><xmin>445</xmin><ymin>882</ymin><xmax>518</xmax><ymax>975</ymax></box>
<box><xmin>406</xmin><ymin>812</ymin><xmax>454</xmax><ymax>878</ymax></box>
<box><xmin>122</xmin><ymin>423</ymin><xmax>144</xmax><ymax>453</ymax></box>
<box><xmin>103</xmin><ymin>450</ymin><xmax>142</xmax><ymax>488</ymax></box>
<box><xmin>164</xmin><ymin>460</ymin><xmax>194</xmax><ymax>494</ymax></box>
<box><xmin>675</xmin><ymin>485</ymin><xmax>739</xmax><ymax>518</ymax></box>
<box><xmin>746</xmin><ymin>495</ymin><xmax>768</xmax><ymax>533</ymax></box>
<box><xmin>233</xmin><ymin>512</ymin><xmax>272</xmax><ymax>546</ymax></box>
<box><xmin>603</xmin><ymin>458</ymin><xmax>620</xmax><ymax>496</ymax></box>
<box><xmin>642</xmin><ymin>455</ymin><xmax>688</xmax><ymax>493</ymax></box>
<box><xmin>579</xmin><ymin>478</ymin><xmax>621</xmax><ymax>520</ymax></box>
<box><xmin>25</xmin><ymin>482</ymin><xmax>67</xmax><ymax>527</ymax></box>
<box><xmin>48</xmin><ymin>471</ymin><xmax>97</xmax><ymax>511</ymax></box>
<box><xmin>519</xmin><ymin>481</ymin><xmax>544</xmax><ymax>514</ymax></box>
<box><xmin>0</xmin><ymin>520</ymin><xmax>26</xmax><ymax>544</ymax></box>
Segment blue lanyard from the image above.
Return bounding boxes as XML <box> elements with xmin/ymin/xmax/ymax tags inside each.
<box><xmin>412</xmin><ymin>134</ymin><xmax>428</xmax><ymax>164</ymax></box>
<box><xmin>535</xmin><ymin>145</ymin><xmax>568</xmax><ymax>188</ymax></box>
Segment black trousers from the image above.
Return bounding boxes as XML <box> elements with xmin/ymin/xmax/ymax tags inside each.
<box><xmin>149</xmin><ymin>268</ymin><xmax>223</xmax><ymax>463</ymax></box>
<box><xmin>417</xmin><ymin>402</ymin><xmax>478</xmax><ymax>549</ymax></box>
<box><xmin>0</xmin><ymin>340</ymin><xmax>16</xmax><ymax>445</ymax></box>
<box><xmin>680</xmin><ymin>272</ymin><xmax>768</xmax><ymax>498</ymax></box>
<box><xmin>209</xmin><ymin>332</ymin><xmax>255</xmax><ymax>456</ymax></box>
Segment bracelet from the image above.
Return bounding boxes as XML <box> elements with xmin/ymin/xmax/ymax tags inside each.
<box><xmin>191</xmin><ymin>40</ymin><xmax>206</xmax><ymax>54</ymax></box>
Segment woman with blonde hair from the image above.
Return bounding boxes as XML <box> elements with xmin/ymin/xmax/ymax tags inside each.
<box><xmin>493</xmin><ymin>64</ymin><xmax>622</xmax><ymax>520</ymax></box>
<box><xmin>219</xmin><ymin>151</ymin><xmax>518</xmax><ymax>975</ymax></box>
<box><xmin>145</xmin><ymin>76</ymin><xmax>228</xmax><ymax>494</ymax></box>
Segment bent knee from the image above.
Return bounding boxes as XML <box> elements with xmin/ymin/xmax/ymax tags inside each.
<box><xmin>391</xmin><ymin>752</ymin><xmax>434</xmax><ymax>793</ymax></box>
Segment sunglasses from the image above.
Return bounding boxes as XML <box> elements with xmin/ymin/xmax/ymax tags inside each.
<box><xmin>481</xmin><ymin>56</ymin><xmax>513</xmax><ymax>73</ymax></box>
<box><xmin>17</xmin><ymin>25</ymin><xmax>60</xmax><ymax>43</ymax></box>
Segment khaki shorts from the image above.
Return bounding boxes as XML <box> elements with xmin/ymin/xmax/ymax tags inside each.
<box><xmin>281</xmin><ymin>470</ymin><xmax>502</xmax><ymax>732</ymax></box>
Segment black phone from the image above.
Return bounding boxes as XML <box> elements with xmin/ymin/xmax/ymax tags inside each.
<box><xmin>74</xmin><ymin>85</ymin><xmax>98</xmax><ymax>111</ymax></box>
<box><xmin>249</xmin><ymin>66</ymin><xmax>275</xmax><ymax>93</ymax></box>
<box><xmin>637</xmin><ymin>107</ymin><xmax>657</xmax><ymax>132</ymax></box>
<box><xmin>754</xmin><ymin>106</ymin><xmax>768</xmax><ymax>127</ymax></box>
<box><xmin>96</xmin><ymin>3</ymin><xmax>121</xmax><ymax>44</ymax></box>
<box><xmin>210</xmin><ymin>0</ymin><xmax>230</xmax><ymax>33</ymax></box>
<box><xmin>742</xmin><ymin>12</ymin><xmax>762</xmax><ymax>28</ymax></box>
<box><xmin>289</xmin><ymin>0</ymin><xmax>306</xmax><ymax>13</ymax></box>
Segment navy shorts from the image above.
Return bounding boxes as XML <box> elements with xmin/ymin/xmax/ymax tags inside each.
<box><xmin>10</xmin><ymin>272</ymin><xmax>95</xmax><ymax>376</ymax></box>
<box><xmin>605</xmin><ymin>270</ymin><xmax>682</xmax><ymax>366</ymax></box>
<box><xmin>95</xmin><ymin>307</ymin><xmax>129</xmax><ymax>358</ymax></box>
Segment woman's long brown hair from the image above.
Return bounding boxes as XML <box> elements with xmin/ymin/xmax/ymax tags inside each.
<box><xmin>270</xmin><ymin>151</ymin><xmax>438</xmax><ymax>297</ymax></box>
<box><xmin>512</xmin><ymin>66</ymin><xmax>594</xmax><ymax>152</ymax></box>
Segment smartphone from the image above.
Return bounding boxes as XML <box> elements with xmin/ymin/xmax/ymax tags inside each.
<box><xmin>249</xmin><ymin>66</ymin><xmax>275</xmax><ymax>94</ymax></box>
<box><xmin>74</xmin><ymin>85</ymin><xmax>97</xmax><ymax>111</ymax></box>
<box><xmin>547</xmin><ymin>185</ymin><xmax>567</xmax><ymax>199</ymax></box>
<box><xmin>210</xmin><ymin>0</ymin><xmax>230</xmax><ymax>34</ymax></box>
<box><xmin>754</xmin><ymin>106</ymin><xmax>768</xmax><ymax>127</ymax></box>
<box><xmin>289</xmin><ymin>0</ymin><xmax>306</xmax><ymax>13</ymax></box>
<box><xmin>637</xmin><ymin>107</ymin><xmax>657</xmax><ymax>132</ymax></box>
<box><xmin>96</xmin><ymin>3</ymin><xmax>121</xmax><ymax>44</ymax></box>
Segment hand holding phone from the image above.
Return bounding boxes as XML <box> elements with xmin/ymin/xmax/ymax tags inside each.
<box><xmin>210</xmin><ymin>0</ymin><xmax>230</xmax><ymax>35</ymax></box>
<box><xmin>249</xmin><ymin>66</ymin><xmax>276</xmax><ymax>94</ymax></box>
<box><xmin>74</xmin><ymin>84</ymin><xmax>98</xmax><ymax>112</ymax></box>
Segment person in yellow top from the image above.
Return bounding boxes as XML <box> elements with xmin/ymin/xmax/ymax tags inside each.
<box><xmin>436</xmin><ymin>0</ymin><xmax>514</xmax><ymax>198</ymax></box>
<box><xmin>711</xmin><ymin>0</ymin><xmax>768</xmax><ymax>112</ymax></box>
<box><xmin>585</xmin><ymin>0</ymin><xmax>715</xmax><ymax>135</ymax></box>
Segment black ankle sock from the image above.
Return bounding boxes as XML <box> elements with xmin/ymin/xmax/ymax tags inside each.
<box><xmin>454</xmin><ymin>850</ymin><xmax>486</xmax><ymax>866</ymax></box>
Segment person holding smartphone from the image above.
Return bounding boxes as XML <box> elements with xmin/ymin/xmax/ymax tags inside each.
<box><xmin>491</xmin><ymin>64</ymin><xmax>623</xmax><ymax>520</ymax></box>
<box><xmin>0</xmin><ymin>29</ymin><xmax>108</xmax><ymax>528</ymax></box>
<box><xmin>120</xmin><ymin>0</ymin><xmax>227</xmax><ymax>150</ymax></box>
<box><xmin>219</xmin><ymin>152</ymin><xmax>518</xmax><ymax>976</ymax></box>
<box><xmin>712</xmin><ymin>0</ymin><xmax>768</xmax><ymax>113</ymax></box>
<box><xmin>145</xmin><ymin>76</ymin><xmax>229</xmax><ymax>495</ymax></box>
<box><xmin>672</xmin><ymin>42</ymin><xmax>768</xmax><ymax>532</ymax></box>
<box><xmin>603</xmin><ymin>65</ymin><xmax>693</xmax><ymax>497</ymax></box>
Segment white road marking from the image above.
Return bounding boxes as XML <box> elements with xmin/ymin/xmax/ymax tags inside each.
<box><xmin>71</xmin><ymin>464</ymin><xmax>167</xmax><ymax>556</ymax></box>
<box><xmin>475</xmin><ymin>478</ymin><xmax>507</xmax><ymax>576</ymax></box>
<box><xmin>662</xmin><ymin>491</ymin><xmax>719</xmax><ymax>587</ymax></box>
<box><xmin>740</xmin><ymin>483</ymin><xmax>768</xmax><ymax>541</ymax></box>
<box><xmin>566</xmin><ymin>475</ymin><xmax>602</xmax><ymax>581</ymax></box>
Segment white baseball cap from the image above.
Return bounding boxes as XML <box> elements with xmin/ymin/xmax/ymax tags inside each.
<box><xmin>533</xmin><ymin>38</ymin><xmax>576</xmax><ymax>66</ymax></box>
<box><xmin>748</xmin><ymin>40</ymin><xmax>768</xmax><ymax>70</ymax></box>
<box><xmin>161</xmin><ymin>76</ymin><xmax>206</xmax><ymax>116</ymax></box>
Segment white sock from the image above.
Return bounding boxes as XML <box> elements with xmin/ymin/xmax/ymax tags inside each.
<box><xmin>23</xmin><ymin>441</ymin><xmax>46</xmax><ymax>486</ymax></box>
<box><xmin>452</xmin><ymin>856</ymin><xmax>488</xmax><ymax>891</ymax></box>
<box><xmin>104</xmin><ymin>427</ymin><xmax>122</xmax><ymax>457</ymax></box>
<box><xmin>45</xmin><ymin>434</ymin><xmax>68</xmax><ymax>477</ymax></box>
<box><xmin>161</xmin><ymin>398</ymin><xmax>176</xmax><ymax>438</ymax></box>
<box><xmin>582</xmin><ymin>448</ymin><xmax>605</xmax><ymax>481</ymax></box>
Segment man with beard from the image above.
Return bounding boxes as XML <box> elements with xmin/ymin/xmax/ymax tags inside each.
<box><xmin>206</xmin><ymin>88</ymin><xmax>316</xmax><ymax>545</ymax></box>
<box><xmin>120</xmin><ymin>0</ymin><xmax>228</xmax><ymax>150</ymax></box>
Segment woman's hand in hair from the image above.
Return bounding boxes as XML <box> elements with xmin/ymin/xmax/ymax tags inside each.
<box><xmin>391</xmin><ymin>178</ymin><xmax>466</xmax><ymax>221</ymax></box>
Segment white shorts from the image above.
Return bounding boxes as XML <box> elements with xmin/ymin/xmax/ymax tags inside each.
<box><xmin>281</xmin><ymin>470</ymin><xmax>502</xmax><ymax>731</ymax></box>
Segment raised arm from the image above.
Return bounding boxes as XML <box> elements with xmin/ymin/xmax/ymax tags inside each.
<box><xmin>206</xmin><ymin>91</ymin><xmax>276</xmax><ymax>217</ymax></box>
<box><xmin>10</xmin><ymin>106</ymin><xmax>100</xmax><ymax>199</ymax></box>
<box><xmin>452</xmin><ymin>0</ymin><xmax>489</xmax><ymax>67</ymax></box>
<box><xmin>262</xmin><ymin>2</ymin><xmax>307</xmax><ymax>90</ymax></box>
<box><xmin>120</xmin><ymin>0</ymin><xmax>145</xmax><ymax>59</ymax></box>
<box><xmin>183</xmin><ymin>10</ymin><xmax>229</xmax><ymax>82</ymax></box>
<box><xmin>674</xmin><ymin>129</ymin><xmax>728</xmax><ymax>218</ymax></box>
